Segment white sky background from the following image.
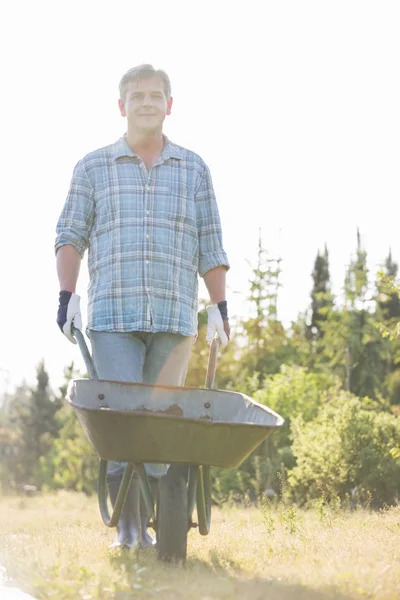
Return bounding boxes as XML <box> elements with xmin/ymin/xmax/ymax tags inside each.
<box><xmin>0</xmin><ymin>0</ymin><xmax>399</xmax><ymax>393</ymax></box>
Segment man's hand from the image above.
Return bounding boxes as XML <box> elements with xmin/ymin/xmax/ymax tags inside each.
<box><xmin>57</xmin><ymin>291</ymin><xmax>82</xmax><ymax>344</ymax></box>
<box><xmin>206</xmin><ymin>303</ymin><xmax>230</xmax><ymax>347</ymax></box>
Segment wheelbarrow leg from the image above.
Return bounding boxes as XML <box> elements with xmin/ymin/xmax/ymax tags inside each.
<box><xmin>140</xmin><ymin>475</ymin><xmax>158</xmax><ymax>548</ymax></box>
<box><xmin>108</xmin><ymin>472</ymin><xmax>141</xmax><ymax>550</ymax></box>
<box><xmin>98</xmin><ymin>460</ymin><xmax>141</xmax><ymax>550</ymax></box>
<box><xmin>196</xmin><ymin>465</ymin><xmax>212</xmax><ymax>535</ymax></box>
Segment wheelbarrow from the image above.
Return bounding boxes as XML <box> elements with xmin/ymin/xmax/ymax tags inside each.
<box><xmin>68</xmin><ymin>328</ymin><xmax>284</xmax><ymax>562</ymax></box>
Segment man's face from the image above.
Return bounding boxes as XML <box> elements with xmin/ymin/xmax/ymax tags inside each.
<box><xmin>119</xmin><ymin>76</ymin><xmax>172</xmax><ymax>133</ymax></box>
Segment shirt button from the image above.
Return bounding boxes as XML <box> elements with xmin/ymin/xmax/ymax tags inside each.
<box><xmin>146</xmin><ymin>287</ymin><xmax>150</xmax><ymax>292</ymax></box>
<box><xmin>146</xmin><ymin>210</ymin><xmax>150</xmax><ymax>215</ymax></box>
<box><xmin>146</xmin><ymin>234</ymin><xmax>150</xmax><ymax>239</ymax></box>
<box><xmin>146</xmin><ymin>260</ymin><xmax>150</xmax><ymax>264</ymax></box>
<box><xmin>146</xmin><ymin>185</ymin><xmax>150</xmax><ymax>191</ymax></box>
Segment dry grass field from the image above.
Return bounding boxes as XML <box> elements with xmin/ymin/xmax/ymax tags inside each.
<box><xmin>0</xmin><ymin>492</ymin><xmax>399</xmax><ymax>599</ymax></box>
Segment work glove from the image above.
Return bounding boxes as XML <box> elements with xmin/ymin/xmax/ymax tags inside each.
<box><xmin>57</xmin><ymin>291</ymin><xmax>82</xmax><ymax>344</ymax></box>
<box><xmin>206</xmin><ymin>301</ymin><xmax>230</xmax><ymax>347</ymax></box>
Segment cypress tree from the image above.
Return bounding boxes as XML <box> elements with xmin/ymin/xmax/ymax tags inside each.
<box><xmin>15</xmin><ymin>361</ymin><xmax>62</xmax><ymax>484</ymax></box>
<box><xmin>378</xmin><ymin>249</ymin><xmax>400</xmax><ymax>321</ymax></box>
<box><xmin>310</xmin><ymin>244</ymin><xmax>333</xmax><ymax>340</ymax></box>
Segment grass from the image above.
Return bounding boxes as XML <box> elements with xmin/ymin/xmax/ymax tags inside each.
<box><xmin>0</xmin><ymin>491</ymin><xmax>399</xmax><ymax>599</ymax></box>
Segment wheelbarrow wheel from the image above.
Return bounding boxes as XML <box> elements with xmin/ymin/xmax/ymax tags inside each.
<box><xmin>157</xmin><ymin>465</ymin><xmax>188</xmax><ymax>563</ymax></box>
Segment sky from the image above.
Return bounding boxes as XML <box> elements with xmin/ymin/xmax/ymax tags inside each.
<box><xmin>0</xmin><ymin>0</ymin><xmax>399</xmax><ymax>395</ymax></box>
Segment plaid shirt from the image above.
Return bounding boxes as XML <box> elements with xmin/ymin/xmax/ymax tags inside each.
<box><xmin>55</xmin><ymin>135</ymin><xmax>229</xmax><ymax>335</ymax></box>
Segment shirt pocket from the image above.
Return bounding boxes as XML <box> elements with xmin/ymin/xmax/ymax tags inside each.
<box><xmin>168</xmin><ymin>184</ymin><xmax>198</xmax><ymax>265</ymax></box>
<box><xmin>168</xmin><ymin>183</ymin><xmax>197</xmax><ymax>229</ymax></box>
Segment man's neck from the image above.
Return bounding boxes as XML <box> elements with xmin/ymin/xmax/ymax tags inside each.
<box><xmin>125</xmin><ymin>130</ymin><xmax>165</xmax><ymax>157</ymax></box>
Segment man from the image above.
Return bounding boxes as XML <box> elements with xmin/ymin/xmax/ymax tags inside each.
<box><xmin>55</xmin><ymin>64</ymin><xmax>230</xmax><ymax>550</ymax></box>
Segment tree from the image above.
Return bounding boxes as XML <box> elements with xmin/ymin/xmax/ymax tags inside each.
<box><xmin>376</xmin><ymin>250</ymin><xmax>400</xmax><ymax>405</ymax></box>
<box><xmin>344</xmin><ymin>229</ymin><xmax>369</xmax><ymax>310</ymax></box>
<box><xmin>38</xmin><ymin>362</ymin><xmax>99</xmax><ymax>494</ymax></box>
<box><xmin>316</xmin><ymin>231</ymin><xmax>389</xmax><ymax>399</ymax></box>
<box><xmin>14</xmin><ymin>361</ymin><xmax>62</xmax><ymax>485</ymax></box>
<box><xmin>309</xmin><ymin>245</ymin><xmax>333</xmax><ymax>341</ymax></box>
<box><xmin>377</xmin><ymin>249</ymin><xmax>400</xmax><ymax>321</ymax></box>
<box><xmin>237</xmin><ymin>231</ymin><xmax>288</xmax><ymax>387</ymax></box>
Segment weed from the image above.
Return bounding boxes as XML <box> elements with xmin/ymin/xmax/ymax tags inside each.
<box><xmin>260</xmin><ymin>494</ymin><xmax>276</xmax><ymax>535</ymax></box>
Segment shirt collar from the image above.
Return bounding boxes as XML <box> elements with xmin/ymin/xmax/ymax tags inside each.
<box><xmin>113</xmin><ymin>135</ymin><xmax>183</xmax><ymax>161</ymax></box>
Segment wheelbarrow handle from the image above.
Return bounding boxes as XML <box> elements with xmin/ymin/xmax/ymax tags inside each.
<box><xmin>72</xmin><ymin>325</ymin><xmax>99</xmax><ymax>380</ymax></box>
<box><xmin>205</xmin><ymin>338</ymin><xmax>220</xmax><ymax>389</ymax></box>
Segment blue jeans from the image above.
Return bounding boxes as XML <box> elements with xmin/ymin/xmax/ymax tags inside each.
<box><xmin>89</xmin><ymin>330</ymin><xmax>194</xmax><ymax>479</ymax></box>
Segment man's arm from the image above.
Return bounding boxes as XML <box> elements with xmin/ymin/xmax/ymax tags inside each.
<box><xmin>56</xmin><ymin>244</ymin><xmax>82</xmax><ymax>343</ymax></box>
<box><xmin>203</xmin><ymin>265</ymin><xmax>226</xmax><ymax>303</ymax></box>
<box><xmin>56</xmin><ymin>244</ymin><xmax>81</xmax><ymax>292</ymax></box>
<box><xmin>195</xmin><ymin>163</ymin><xmax>231</xmax><ymax>345</ymax></box>
<box><xmin>195</xmin><ymin>164</ymin><xmax>230</xmax><ymax>278</ymax></box>
<box><xmin>55</xmin><ymin>159</ymin><xmax>94</xmax><ymax>343</ymax></box>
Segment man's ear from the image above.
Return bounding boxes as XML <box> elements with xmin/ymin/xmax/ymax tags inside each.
<box><xmin>166</xmin><ymin>96</ymin><xmax>173</xmax><ymax>116</ymax></box>
<box><xmin>118</xmin><ymin>98</ymin><xmax>126</xmax><ymax>117</ymax></box>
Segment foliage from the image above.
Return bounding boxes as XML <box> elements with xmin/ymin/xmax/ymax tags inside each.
<box><xmin>211</xmin><ymin>366</ymin><xmax>338</xmax><ymax>503</ymax></box>
<box><xmin>288</xmin><ymin>393</ymin><xmax>400</xmax><ymax>507</ymax></box>
<box><xmin>1</xmin><ymin>231</ymin><xmax>400</xmax><ymax>507</ymax></box>
<box><xmin>344</xmin><ymin>229</ymin><xmax>369</xmax><ymax>309</ymax></box>
<box><xmin>376</xmin><ymin>249</ymin><xmax>400</xmax><ymax>325</ymax></box>
<box><xmin>235</xmin><ymin>231</ymin><xmax>288</xmax><ymax>388</ymax></box>
<box><xmin>254</xmin><ymin>365</ymin><xmax>339</xmax><ymax>448</ymax></box>
<box><xmin>316</xmin><ymin>232</ymin><xmax>393</xmax><ymax>400</ymax></box>
<box><xmin>39</xmin><ymin>362</ymin><xmax>98</xmax><ymax>494</ymax></box>
<box><xmin>39</xmin><ymin>405</ymin><xmax>98</xmax><ymax>494</ymax></box>
<box><xmin>9</xmin><ymin>361</ymin><xmax>63</xmax><ymax>486</ymax></box>
<box><xmin>309</xmin><ymin>244</ymin><xmax>333</xmax><ymax>342</ymax></box>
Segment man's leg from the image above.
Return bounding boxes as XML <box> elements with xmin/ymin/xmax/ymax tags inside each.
<box><xmin>90</xmin><ymin>331</ymin><xmax>146</xmax><ymax>549</ymax></box>
<box><xmin>90</xmin><ymin>331</ymin><xmax>145</xmax><ymax>381</ymax></box>
<box><xmin>142</xmin><ymin>333</ymin><xmax>194</xmax><ymax>386</ymax></box>
<box><xmin>141</xmin><ymin>333</ymin><xmax>194</xmax><ymax>544</ymax></box>
<box><xmin>142</xmin><ymin>332</ymin><xmax>193</xmax><ymax>477</ymax></box>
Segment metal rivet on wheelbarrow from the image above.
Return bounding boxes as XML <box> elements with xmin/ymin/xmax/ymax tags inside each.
<box><xmin>204</xmin><ymin>402</ymin><xmax>211</xmax><ymax>408</ymax></box>
<box><xmin>98</xmin><ymin>394</ymin><xmax>105</xmax><ymax>400</ymax></box>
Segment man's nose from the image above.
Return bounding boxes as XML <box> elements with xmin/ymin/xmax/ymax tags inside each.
<box><xmin>142</xmin><ymin>94</ymin><xmax>153</xmax><ymax>106</ymax></box>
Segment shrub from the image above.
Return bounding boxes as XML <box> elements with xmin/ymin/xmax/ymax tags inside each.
<box><xmin>39</xmin><ymin>406</ymin><xmax>98</xmax><ymax>494</ymax></box>
<box><xmin>254</xmin><ymin>365</ymin><xmax>339</xmax><ymax>450</ymax></box>
<box><xmin>210</xmin><ymin>365</ymin><xmax>338</xmax><ymax>503</ymax></box>
<box><xmin>288</xmin><ymin>392</ymin><xmax>400</xmax><ymax>507</ymax></box>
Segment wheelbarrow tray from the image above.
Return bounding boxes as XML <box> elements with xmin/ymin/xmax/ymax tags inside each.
<box><xmin>69</xmin><ymin>378</ymin><xmax>284</xmax><ymax>469</ymax></box>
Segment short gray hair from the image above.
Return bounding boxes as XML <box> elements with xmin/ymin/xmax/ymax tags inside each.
<box><xmin>119</xmin><ymin>64</ymin><xmax>172</xmax><ymax>101</ymax></box>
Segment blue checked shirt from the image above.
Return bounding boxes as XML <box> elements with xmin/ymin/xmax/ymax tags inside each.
<box><xmin>55</xmin><ymin>135</ymin><xmax>229</xmax><ymax>335</ymax></box>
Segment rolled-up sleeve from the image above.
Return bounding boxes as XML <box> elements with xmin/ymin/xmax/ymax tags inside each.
<box><xmin>55</xmin><ymin>160</ymin><xmax>95</xmax><ymax>257</ymax></box>
<box><xmin>195</xmin><ymin>164</ymin><xmax>230</xmax><ymax>277</ymax></box>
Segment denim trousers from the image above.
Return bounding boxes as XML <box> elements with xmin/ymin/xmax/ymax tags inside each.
<box><xmin>89</xmin><ymin>330</ymin><xmax>194</xmax><ymax>479</ymax></box>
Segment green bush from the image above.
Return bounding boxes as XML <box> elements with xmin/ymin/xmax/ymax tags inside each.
<box><xmin>39</xmin><ymin>405</ymin><xmax>98</xmax><ymax>494</ymax></box>
<box><xmin>288</xmin><ymin>392</ymin><xmax>400</xmax><ymax>507</ymax></box>
<box><xmin>254</xmin><ymin>364</ymin><xmax>339</xmax><ymax>449</ymax></box>
<box><xmin>387</xmin><ymin>369</ymin><xmax>400</xmax><ymax>405</ymax></box>
<box><xmin>209</xmin><ymin>365</ymin><xmax>338</xmax><ymax>503</ymax></box>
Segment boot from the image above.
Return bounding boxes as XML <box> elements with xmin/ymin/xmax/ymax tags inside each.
<box><xmin>107</xmin><ymin>474</ymin><xmax>141</xmax><ymax>550</ymax></box>
<box><xmin>140</xmin><ymin>476</ymin><xmax>158</xmax><ymax>548</ymax></box>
